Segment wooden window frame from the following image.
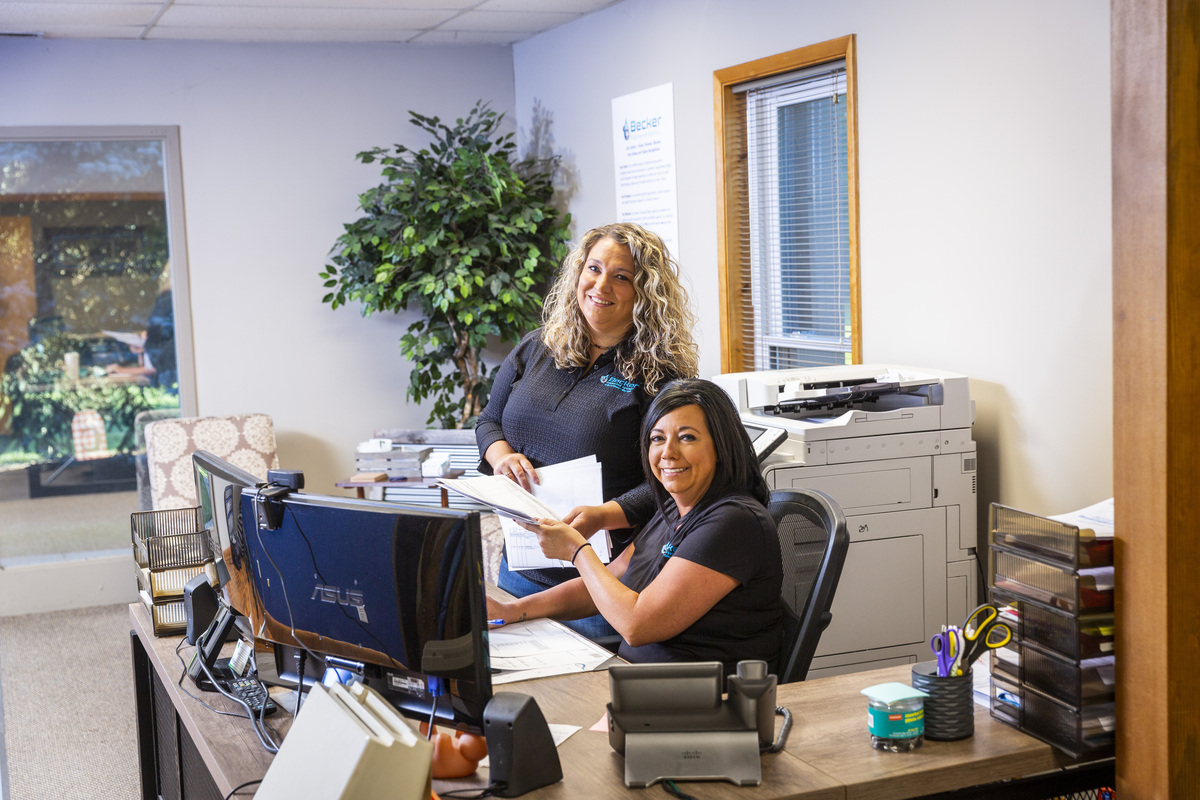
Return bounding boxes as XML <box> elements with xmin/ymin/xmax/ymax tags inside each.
<box><xmin>713</xmin><ymin>36</ymin><xmax>862</xmax><ymax>373</ymax></box>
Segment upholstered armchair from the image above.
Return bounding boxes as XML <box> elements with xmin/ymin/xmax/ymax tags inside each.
<box><xmin>144</xmin><ymin>413</ymin><xmax>278</xmax><ymax>510</ymax></box>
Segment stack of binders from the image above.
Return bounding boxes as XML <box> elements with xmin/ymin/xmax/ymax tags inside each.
<box><xmin>987</xmin><ymin>500</ymin><xmax>1115</xmax><ymax>758</ymax></box>
<box><xmin>131</xmin><ymin>506</ymin><xmax>218</xmax><ymax>636</ymax></box>
<box><xmin>354</xmin><ymin>445</ymin><xmax>432</xmax><ymax>480</ymax></box>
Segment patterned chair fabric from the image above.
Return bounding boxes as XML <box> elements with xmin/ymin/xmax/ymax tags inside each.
<box><xmin>134</xmin><ymin>408</ymin><xmax>181</xmax><ymax>511</ymax></box>
<box><xmin>145</xmin><ymin>413</ymin><xmax>278</xmax><ymax>510</ymax></box>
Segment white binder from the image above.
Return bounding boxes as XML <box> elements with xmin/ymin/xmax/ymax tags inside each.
<box><xmin>257</xmin><ymin>682</ymin><xmax>433</xmax><ymax>800</ymax></box>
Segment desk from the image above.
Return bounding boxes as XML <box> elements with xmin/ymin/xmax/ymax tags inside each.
<box><xmin>129</xmin><ymin>601</ymin><xmax>1108</xmax><ymax>800</ymax></box>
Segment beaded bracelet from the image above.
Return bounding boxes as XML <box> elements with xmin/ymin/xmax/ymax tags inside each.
<box><xmin>571</xmin><ymin>541</ymin><xmax>593</xmax><ymax>564</ymax></box>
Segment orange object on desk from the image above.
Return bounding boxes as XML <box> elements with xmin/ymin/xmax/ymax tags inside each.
<box><xmin>420</xmin><ymin>723</ymin><xmax>488</xmax><ymax>778</ymax></box>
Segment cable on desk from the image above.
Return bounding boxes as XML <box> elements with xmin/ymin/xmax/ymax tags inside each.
<box><xmin>223</xmin><ymin>778</ymin><xmax>262</xmax><ymax>799</ymax></box>
<box><xmin>662</xmin><ymin>779</ymin><xmax>700</xmax><ymax>800</ymax></box>
<box><xmin>193</xmin><ymin>624</ymin><xmax>280</xmax><ymax>754</ymax></box>
<box><xmin>761</xmin><ymin>706</ymin><xmax>793</xmax><ymax>754</ymax></box>
<box><xmin>174</xmin><ymin>638</ymin><xmax>251</xmax><ymax>721</ymax></box>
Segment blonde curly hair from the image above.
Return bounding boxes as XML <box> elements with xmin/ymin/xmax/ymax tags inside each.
<box><xmin>541</xmin><ymin>222</ymin><xmax>698</xmax><ymax>393</ymax></box>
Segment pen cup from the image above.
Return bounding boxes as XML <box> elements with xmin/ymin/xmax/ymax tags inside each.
<box><xmin>911</xmin><ymin>662</ymin><xmax>974</xmax><ymax>741</ymax></box>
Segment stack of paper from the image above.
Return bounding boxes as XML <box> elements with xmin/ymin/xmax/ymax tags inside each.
<box><xmin>355</xmin><ymin>445</ymin><xmax>432</xmax><ymax>480</ymax></box>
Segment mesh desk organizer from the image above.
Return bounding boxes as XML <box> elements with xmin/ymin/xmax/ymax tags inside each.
<box><xmin>131</xmin><ymin>506</ymin><xmax>218</xmax><ymax>636</ymax></box>
<box><xmin>987</xmin><ymin>503</ymin><xmax>1115</xmax><ymax>759</ymax></box>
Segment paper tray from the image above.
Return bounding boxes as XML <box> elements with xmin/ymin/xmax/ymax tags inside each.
<box><xmin>990</xmin><ymin>503</ymin><xmax>1113</xmax><ymax>569</ymax></box>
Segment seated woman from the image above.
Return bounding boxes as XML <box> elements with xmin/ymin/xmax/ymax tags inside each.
<box><xmin>487</xmin><ymin>378</ymin><xmax>783</xmax><ymax>674</ymax></box>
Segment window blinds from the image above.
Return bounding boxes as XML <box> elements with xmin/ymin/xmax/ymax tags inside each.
<box><xmin>737</xmin><ymin>62</ymin><xmax>850</xmax><ymax>370</ymax></box>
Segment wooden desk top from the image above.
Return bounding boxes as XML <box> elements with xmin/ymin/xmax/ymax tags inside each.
<box><xmin>131</xmin><ymin>600</ymin><xmax>1060</xmax><ymax>800</ymax></box>
<box><xmin>775</xmin><ymin>665</ymin><xmax>1060</xmax><ymax>800</ymax></box>
<box><xmin>437</xmin><ymin>669</ymin><xmax>843</xmax><ymax>800</ymax></box>
<box><xmin>130</xmin><ymin>602</ymin><xmax>292</xmax><ymax>798</ymax></box>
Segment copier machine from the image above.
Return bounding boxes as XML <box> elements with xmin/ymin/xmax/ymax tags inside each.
<box><xmin>712</xmin><ymin>365</ymin><xmax>979</xmax><ymax>678</ymax></box>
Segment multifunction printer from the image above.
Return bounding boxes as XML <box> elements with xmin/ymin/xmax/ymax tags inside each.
<box><xmin>713</xmin><ymin>365</ymin><xmax>979</xmax><ymax>678</ymax></box>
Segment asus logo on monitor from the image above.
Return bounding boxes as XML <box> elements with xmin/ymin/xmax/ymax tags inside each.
<box><xmin>311</xmin><ymin>584</ymin><xmax>365</xmax><ymax>609</ymax></box>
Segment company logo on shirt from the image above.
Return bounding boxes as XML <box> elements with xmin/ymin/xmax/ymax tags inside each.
<box><xmin>600</xmin><ymin>375</ymin><xmax>639</xmax><ymax>393</ymax></box>
<box><xmin>661</xmin><ymin>542</ymin><xmax>676</xmax><ymax>559</ymax></box>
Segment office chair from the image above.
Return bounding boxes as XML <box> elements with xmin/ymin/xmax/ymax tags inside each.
<box><xmin>769</xmin><ymin>488</ymin><xmax>850</xmax><ymax>684</ymax></box>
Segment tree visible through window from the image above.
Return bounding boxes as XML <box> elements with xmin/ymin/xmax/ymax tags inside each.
<box><xmin>715</xmin><ymin>37</ymin><xmax>861</xmax><ymax>372</ymax></box>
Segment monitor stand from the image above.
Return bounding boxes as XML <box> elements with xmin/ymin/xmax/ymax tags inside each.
<box><xmin>187</xmin><ymin>602</ymin><xmax>239</xmax><ymax>691</ymax></box>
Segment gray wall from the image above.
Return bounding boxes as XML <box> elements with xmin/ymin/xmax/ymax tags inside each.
<box><xmin>1</xmin><ymin>38</ymin><xmax>516</xmax><ymax>492</ymax></box>
<box><xmin>513</xmin><ymin>0</ymin><xmax>1113</xmax><ymax>521</ymax></box>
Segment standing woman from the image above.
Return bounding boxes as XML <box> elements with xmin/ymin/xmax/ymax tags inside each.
<box><xmin>475</xmin><ymin>222</ymin><xmax>698</xmax><ymax>638</ymax></box>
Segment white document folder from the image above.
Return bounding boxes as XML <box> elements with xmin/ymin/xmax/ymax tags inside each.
<box><xmin>256</xmin><ymin>681</ymin><xmax>433</xmax><ymax>800</ymax></box>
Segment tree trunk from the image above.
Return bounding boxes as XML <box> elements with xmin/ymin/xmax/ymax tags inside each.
<box><xmin>454</xmin><ymin>331</ymin><xmax>481</xmax><ymax>429</ymax></box>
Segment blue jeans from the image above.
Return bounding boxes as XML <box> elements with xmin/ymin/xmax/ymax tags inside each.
<box><xmin>496</xmin><ymin>555</ymin><xmax>619</xmax><ymax>641</ymax></box>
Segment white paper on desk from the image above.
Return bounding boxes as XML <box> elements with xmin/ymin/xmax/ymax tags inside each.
<box><xmin>488</xmin><ymin>618</ymin><xmax>613</xmax><ymax>684</ymax></box>
<box><xmin>972</xmin><ymin>666</ymin><xmax>992</xmax><ymax>708</ymax></box>
<box><xmin>491</xmin><ymin>650</ymin><xmax>606</xmax><ymax>671</ymax></box>
<box><xmin>499</xmin><ymin>456</ymin><xmax>613</xmax><ymax>571</ymax></box>
<box><xmin>1048</xmin><ymin>497</ymin><xmax>1115</xmax><ymax>538</ymax></box>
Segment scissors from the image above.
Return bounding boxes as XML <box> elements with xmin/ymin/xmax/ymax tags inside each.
<box><xmin>959</xmin><ymin>604</ymin><xmax>1013</xmax><ymax>671</ymax></box>
<box><xmin>930</xmin><ymin>627</ymin><xmax>963</xmax><ymax>677</ymax></box>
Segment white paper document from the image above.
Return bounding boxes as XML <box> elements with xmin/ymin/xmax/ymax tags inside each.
<box><xmin>437</xmin><ymin>474</ymin><xmax>560</xmax><ymax>523</ymax></box>
<box><xmin>1048</xmin><ymin>497</ymin><xmax>1115</xmax><ymax>538</ymax></box>
<box><xmin>487</xmin><ymin>618</ymin><xmax>614</xmax><ymax>685</ymax></box>
<box><xmin>493</xmin><ymin>456</ymin><xmax>613</xmax><ymax>571</ymax></box>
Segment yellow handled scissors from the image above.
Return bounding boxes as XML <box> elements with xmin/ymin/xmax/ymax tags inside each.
<box><xmin>959</xmin><ymin>603</ymin><xmax>1013</xmax><ymax>672</ymax></box>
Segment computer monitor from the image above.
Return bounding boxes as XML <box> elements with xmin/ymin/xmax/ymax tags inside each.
<box><xmin>190</xmin><ymin>451</ymin><xmax>493</xmax><ymax>733</ymax></box>
<box><xmin>193</xmin><ymin>450</ymin><xmax>260</xmax><ymax>586</ymax></box>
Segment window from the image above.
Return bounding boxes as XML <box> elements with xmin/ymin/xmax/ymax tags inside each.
<box><xmin>0</xmin><ymin>127</ymin><xmax>194</xmax><ymax>507</ymax></box>
<box><xmin>714</xmin><ymin>37</ymin><xmax>861</xmax><ymax>372</ymax></box>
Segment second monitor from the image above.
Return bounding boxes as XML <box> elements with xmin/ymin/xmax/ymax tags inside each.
<box><xmin>192</xmin><ymin>450</ymin><xmax>492</xmax><ymax>732</ymax></box>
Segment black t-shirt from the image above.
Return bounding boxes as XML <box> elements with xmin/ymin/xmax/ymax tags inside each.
<box><xmin>617</xmin><ymin>493</ymin><xmax>783</xmax><ymax>675</ymax></box>
<box><xmin>475</xmin><ymin>330</ymin><xmax>661</xmax><ymax>586</ymax></box>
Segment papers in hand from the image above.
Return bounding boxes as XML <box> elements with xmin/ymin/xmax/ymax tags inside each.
<box><xmin>439</xmin><ymin>456</ymin><xmax>613</xmax><ymax>571</ymax></box>
<box><xmin>437</xmin><ymin>474</ymin><xmax>559</xmax><ymax>523</ymax></box>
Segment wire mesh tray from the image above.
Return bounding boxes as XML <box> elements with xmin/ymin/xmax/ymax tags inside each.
<box><xmin>990</xmin><ymin>503</ymin><xmax>1113</xmax><ymax>569</ymax></box>
<box><xmin>139</xmin><ymin>590</ymin><xmax>187</xmax><ymax>636</ymax></box>
<box><xmin>137</xmin><ymin>562</ymin><xmax>217</xmax><ymax>600</ymax></box>
<box><xmin>131</xmin><ymin>507</ymin><xmax>214</xmax><ymax>572</ymax></box>
<box><xmin>991</xmin><ymin>544</ymin><xmax>1113</xmax><ymax>614</ymax></box>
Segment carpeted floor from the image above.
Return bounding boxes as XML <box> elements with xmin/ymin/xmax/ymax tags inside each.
<box><xmin>0</xmin><ymin>605</ymin><xmax>138</xmax><ymax>799</ymax></box>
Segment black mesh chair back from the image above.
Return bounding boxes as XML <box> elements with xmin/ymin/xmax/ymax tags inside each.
<box><xmin>769</xmin><ymin>488</ymin><xmax>850</xmax><ymax>684</ymax></box>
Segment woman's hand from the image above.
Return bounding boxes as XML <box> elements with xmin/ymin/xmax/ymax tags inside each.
<box><xmin>517</xmin><ymin>518</ymin><xmax>588</xmax><ymax>563</ymax></box>
<box><xmin>485</xmin><ymin>442</ymin><xmax>539</xmax><ymax>492</ymax></box>
<box><xmin>562</xmin><ymin>501</ymin><xmax>630</xmax><ymax>537</ymax></box>
<box><xmin>485</xmin><ymin>596</ymin><xmax>523</xmax><ymax>627</ymax></box>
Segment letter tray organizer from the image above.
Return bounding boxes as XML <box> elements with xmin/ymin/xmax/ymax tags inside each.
<box><xmin>131</xmin><ymin>507</ymin><xmax>217</xmax><ymax>636</ymax></box>
<box><xmin>987</xmin><ymin>503</ymin><xmax>1115</xmax><ymax>759</ymax></box>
